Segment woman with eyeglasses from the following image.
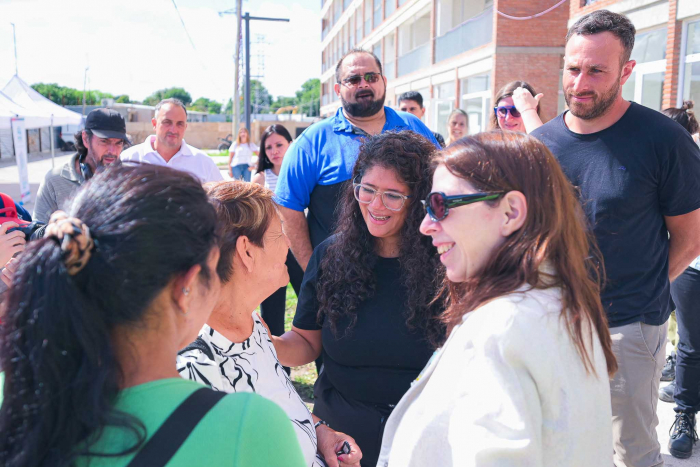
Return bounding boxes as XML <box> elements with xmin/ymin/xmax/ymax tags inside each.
<box><xmin>251</xmin><ymin>125</ymin><xmax>304</xmax><ymax>362</ymax></box>
<box><xmin>445</xmin><ymin>109</ymin><xmax>469</xmax><ymax>147</ymax></box>
<box><xmin>491</xmin><ymin>81</ymin><xmax>544</xmax><ymax>134</ymax></box>
<box><xmin>377</xmin><ymin>132</ymin><xmax>616</xmax><ymax>466</ymax></box>
<box><xmin>270</xmin><ymin>131</ymin><xmax>445</xmax><ymax>467</ymax></box>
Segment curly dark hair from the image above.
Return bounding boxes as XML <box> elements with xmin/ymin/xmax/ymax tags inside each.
<box><xmin>316</xmin><ymin>131</ymin><xmax>445</xmax><ymax>346</ymax></box>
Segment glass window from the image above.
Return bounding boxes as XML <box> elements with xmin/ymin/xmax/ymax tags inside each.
<box><xmin>386</xmin><ymin>0</ymin><xmax>395</xmax><ymax>18</ymax></box>
<box><xmin>465</xmin><ymin>97</ymin><xmax>486</xmax><ymax>133</ymax></box>
<box><xmin>374</xmin><ymin>0</ymin><xmax>382</xmax><ymax>29</ymax></box>
<box><xmin>622</xmin><ymin>72</ymin><xmax>636</xmax><ymax>102</ymax></box>
<box><xmin>630</xmin><ymin>28</ymin><xmax>667</xmax><ymax>63</ymax></box>
<box><xmin>436</xmin><ymin>81</ymin><xmax>456</xmax><ymax>99</ymax></box>
<box><xmin>687</xmin><ymin>20</ymin><xmax>700</xmax><ymax>56</ymax></box>
<box><xmin>373</xmin><ymin>42</ymin><xmax>382</xmax><ymax>63</ymax></box>
<box><xmin>641</xmin><ymin>72</ymin><xmax>664</xmax><ymax>111</ymax></box>
<box><xmin>683</xmin><ymin>61</ymin><xmax>700</xmax><ymax>104</ymax></box>
<box><xmin>466</xmin><ymin>75</ymin><xmax>489</xmax><ymax>94</ymax></box>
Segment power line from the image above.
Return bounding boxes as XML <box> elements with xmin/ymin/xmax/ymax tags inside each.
<box><xmin>496</xmin><ymin>0</ymin><xmax>568</xmax><ymax>21</ymax></box>
<box><xmin>171</xmin><ymin>0</ymin><xmax>199</xmax><ymax>51</ymax></box>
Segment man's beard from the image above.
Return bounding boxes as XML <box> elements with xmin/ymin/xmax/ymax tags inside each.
<box><xmin>341</xmin><ymin>89</ymin><xmax>386</xmax><ymax>118</ymax></box>
<box><xmin>565</xmin><ymin>76</ymin><xmax>621</xmax><ymax>121</ymax></box>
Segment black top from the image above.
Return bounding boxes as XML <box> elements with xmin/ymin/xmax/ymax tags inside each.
<box><xmin>307</xmin><ymin>182</ymin><xmax>346</xmax><ymax>248</ymax></box>
<box><xmin>293</xmin><ymin>237</ymin><xmax>436</xmax><ymax>405</ymax></box>
<box><xmin>531</xmin><ymin>102</ymin><xmax>700</xmax><ymax>327</ymax></box>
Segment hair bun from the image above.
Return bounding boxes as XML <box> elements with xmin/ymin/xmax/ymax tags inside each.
<box><xmin>682</xmin><ymin>100</ymin><xmax>694</xmax><ymax>111</ymax></box>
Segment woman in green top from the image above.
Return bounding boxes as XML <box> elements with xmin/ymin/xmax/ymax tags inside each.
<box><xmin>0</xmin><ymin>164</ymin><xmax>305</xmax><ymax>467</ymax></box>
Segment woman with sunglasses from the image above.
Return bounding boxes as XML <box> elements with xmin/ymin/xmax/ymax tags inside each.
<box><xmin>377</xmin><ymin>132</ymin><xmax>617</xmax><ymax>466</ymax></box>
<box><xmin>252</xmin><ymin>125</ymin><xmax>304</xmax><ymax>360</ymax></box>
<box><xmin>271</xmin><ymin>131</ymin><xmax>445</xmax><ymax>467</ymax></box>
<box><xmin>491</xmin><ymin>81</ymin><xmax>544</xmax><ymax>134</ymax></box>
<box><xmin>445</xmin><ymin>109</ymin><xmax>469</xmax><ymax>146</ymax></box>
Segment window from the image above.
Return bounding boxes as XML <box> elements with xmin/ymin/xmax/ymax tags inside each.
<box><xmin>460</xmin><ymin>74</ymin><xmax>491</xmax><ymax>133</ymax></box>
<box><xmin>682</xmin><ymin>20</ymin><xmax>700</xmax><ymax>105</ymax></box>
<box><xmin>621</xmin><ymin>28</ymin><xmax>667</xmax><ymax>111</ymax></box>
<box><xmin>364</xmin><ymin>0</ymin><xmax>372</xmax><ymax>36</ymax></box>
<box><xmin>434</xmin><ymin>82</ymin><xmax>456</xmax><ymax>137</ymax></box>
<box><xmin>384</xmin><ymin>32</ymin><xmax>396</xmax><ymax>79</ymax></box>
<box><xmin>356</xmin><ymin>9</ymin><xmax>363</xmax><ymax>42</ymax></box>
<box><xmin>374</xmin><ymin>0</ymin><xmax>383</xmax><ymax>29</ymax></box>
<box><xmin>385</xmin><ymin>0</ymin><xmax>395</xmax><ymax>18</ymax></box>
<box><xmin>435</xmin><ymin>0</ymin><xmax>493</xmax><ymax>62</ymax></box>
<box><xmin>397</xmin><ymin>9</ymin><xmax>431</xmax><ymax>76</ymax></box>
<box><xmin>373</xmin><ymin>42</ymin><xmax>382</xmax><ymax>64</ymax></box>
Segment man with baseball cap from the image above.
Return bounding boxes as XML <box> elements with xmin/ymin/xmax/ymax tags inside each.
<box><xmin>33</xmin><ymin>108</ymin><xmax>128</xmax><ymax>223</ymax></box>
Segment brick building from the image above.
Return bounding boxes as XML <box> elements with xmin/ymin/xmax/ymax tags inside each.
<box><xmin>319</xmin><ymin>0</ymin><xmax>700</xmax><ymax>135</ymax></box>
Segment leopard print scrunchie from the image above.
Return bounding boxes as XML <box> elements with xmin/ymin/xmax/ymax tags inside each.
<box><xmin>44</xmin><ymin>211</ymin><xmax>94</xmax><ymax>276</ymax></box>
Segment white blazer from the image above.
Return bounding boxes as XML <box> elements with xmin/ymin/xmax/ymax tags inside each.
<box><xmin>377</xmin><ymin>286</ymin><xmax>613</xmax><ymax>467</ymax></box>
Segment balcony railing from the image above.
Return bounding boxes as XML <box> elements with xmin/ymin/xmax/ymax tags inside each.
<box><xmin>435</xmin><ymin>7</ymin><xmax>493</xmax><ymax>63</ymax></box>
<box><xmin>397</xmin><ymin>43</ymin><xmax>430</xmax><ymax>77</ymax></box>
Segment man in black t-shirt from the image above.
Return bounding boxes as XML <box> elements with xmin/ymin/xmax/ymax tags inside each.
<box><xmin>532</xmin><ymin>10</ymin><xmax>700</xmax><ymax>466</ymax></box>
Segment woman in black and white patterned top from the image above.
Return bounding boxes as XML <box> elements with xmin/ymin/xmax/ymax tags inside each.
<box><xmin>177</xmin><ymin>181</ymin><xmax>362</xmax><ymax>467</ymax></box>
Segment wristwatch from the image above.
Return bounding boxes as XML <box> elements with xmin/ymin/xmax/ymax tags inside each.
<box><xmin>314</xmin><ymin>419</ymin><xmax>330</xmax><ymax>429</ymax></box>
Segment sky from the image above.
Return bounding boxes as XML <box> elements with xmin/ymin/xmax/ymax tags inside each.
<box><xmin>0</xmin><ymin>0</ymin><xmax>321</xmax><ymax>105</ymax></box>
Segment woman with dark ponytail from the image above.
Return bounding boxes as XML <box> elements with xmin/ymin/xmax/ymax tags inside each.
<box><xmin>0</xmin><ymin>164</ymin><xmax>304</xmax><ymax>467</ymax></box>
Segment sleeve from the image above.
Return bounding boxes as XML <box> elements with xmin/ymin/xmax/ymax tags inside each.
<box><xmin>292</xmin><ymin>241</ymin><xmax>327</xmax><ymax>330</ymax></box>
<box><xmin>448</xmin><ymin>314</ymin><xmax>545</xmax><ymax>465</ymax></box>
<box><xmin>658</xmin><ymin>132</ymin><xmax>700</xmax><ymax>216</ymax></box>
<box><xmin>405</xmin><ymin>114</ymin><xmax>441</xmax><ymax>149</ymax></box>
<box><xmin>233</xmin><ymin>394</ymin><xmax>307</xmax><ymax>467</ymax></box>
<box><xmin>176</xmin><ymin>350</ymin><xmax>225</xmax><ymax>391</ymax></box>
<box><xmin>205</xmin><ymin>157</ymin><xmax>224</xmax><ymax>182</ymax></box>
<box><xmin>274</xmin><ymin>137</ymin><xmax>319</xmax><ymax>212</ymax></box>
<box><xmin>32</xmin><ymin>177</ymin><xmax>58</xmax><ymax>224</ymax></box>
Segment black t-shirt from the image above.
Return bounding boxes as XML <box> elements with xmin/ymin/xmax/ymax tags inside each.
<box><xmin>307</xmin><ymin>182</ymin><xmax>346</xmax><ymax>248</ymax></box>
<box><xmin>532</xmin><ymin>103</ymin><xmax>700</xmax><ymax>327</ymax></box>
<box><xmin>293</xmin><ymin>237</ymin><xmax>436</xmax><ymax>405</ymax></box>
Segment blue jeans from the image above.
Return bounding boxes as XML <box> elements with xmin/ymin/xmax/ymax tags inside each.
<box><xmin>230</xmin><ymin>163</ymin><xmax>251</xmax><ymax>181</ymax></box>
<box><xmin>672</xmin><ymin>267</ymin><xmax>700</xmax><ymax>413</ymax></box>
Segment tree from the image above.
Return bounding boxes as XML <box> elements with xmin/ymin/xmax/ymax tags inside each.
<box><xmin>269</xmin><ymin>96</ymin><xmax>297</xmax><ymax>114</ymax></box>
<box><xmin>31</xmin><ymin>83</ymin><xmax>114</xmax><ymax>106</ymax></box>
<box><xmin>223</xmin><ymin>80</ymin><xmax>272</xmax><ymax>116</ymax></box>
<box><xmin>190</xmin><ymin>97</ymin><xmax>222</xmax><ymax>114</ymax></box>
<box><xmin>115</xmin><ymin>95</ymin><xmax>131</xmax><ymax>104</ymax></box>
<box><xmin>295</xmin><ymin>78</ymin><xmax>320</xmax><ymax>117</ymax></box>
<box><xmin>143</xmin><ymin>87</ymin><xmax>192</xmax><ymax>106</ymax></box>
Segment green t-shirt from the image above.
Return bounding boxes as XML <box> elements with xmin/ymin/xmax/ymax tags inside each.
<box><xmin>76</xmin><ymin>378</ymin><xmax>306</xmax><ymax>466</ymax></box>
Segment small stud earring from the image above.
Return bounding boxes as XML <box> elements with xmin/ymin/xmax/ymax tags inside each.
<box><xmin>182</xmin><ymin>287</ymin><xmax>190</xmax><ymax>296</ymax></box>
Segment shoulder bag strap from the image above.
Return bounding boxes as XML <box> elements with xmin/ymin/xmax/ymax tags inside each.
<box><xmin>127</xmin><ymin>387</ymin><xmax>227</xmax><ymax>467</ymax></box>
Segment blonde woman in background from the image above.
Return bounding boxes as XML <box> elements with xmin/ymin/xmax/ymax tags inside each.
<box><xmin>228</xmin><ymin>127</ymin><xmax>258</xmax><ymax>182</ymax></box>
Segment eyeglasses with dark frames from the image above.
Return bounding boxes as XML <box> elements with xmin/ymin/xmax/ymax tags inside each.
<box><xmin>353</xmin><ymin>182</ymin><xmax>411</xmax><ymax>212</ymax></box>
<box><xmin>494</xmin><ymin>105</ymin><xmax>521</xmax><ymax>119</ymax></box>
<box><xmin>340</xmin><ymin>72</ymin><xmax>382</xmax><ymax>87</ymax></box>
<box><xmin>422</xmin><ymin>191</ymin><xmax>505</xmax><ymax>222</ymax></box>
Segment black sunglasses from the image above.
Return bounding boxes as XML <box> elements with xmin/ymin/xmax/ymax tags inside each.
<box><xmin>340</xmin><ymin>72</ymin><xmax>382</xmax><ymax>87</ymax></box>
<box><xmin>494</xmin><ymin>105</ymin><xmax>521</xmax><ymax>119</ymax></box>
<box><xmin>422</xmin><ymin>191</ymin><xmax>505</xmax><ymax>221</ymax></box>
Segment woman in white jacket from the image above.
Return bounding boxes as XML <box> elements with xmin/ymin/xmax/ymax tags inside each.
<box><xmin>377</xmin><ymin>131</ymin><xmax>617</xmax><ymax>467</ymax></box>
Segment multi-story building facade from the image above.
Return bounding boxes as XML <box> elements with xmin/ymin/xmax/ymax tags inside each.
<box><xmin>319</xmin><ymin>0</ymin><xmax>700</xmax><ymax>136</ymax></box>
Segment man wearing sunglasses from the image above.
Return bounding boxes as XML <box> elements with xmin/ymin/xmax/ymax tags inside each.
<box><xmin>532</xmin><ymin>10</ymin><xmax>700</xmax><ymax>466</ymax></box>
<box><xmin>274</xmin><ymin>48</ymin><xmax>439</xmax><ymax>273</ymax></box>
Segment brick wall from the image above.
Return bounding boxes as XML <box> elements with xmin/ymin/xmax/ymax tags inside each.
<box><xmin>663</xmin><ymin>0</ymin><xmax>682</xmax><ymax>108</ymax></box>
<box><xmin>492</xmin><ymin>0</ymin><xmax>570</xmax><ymax>124</ymax></box>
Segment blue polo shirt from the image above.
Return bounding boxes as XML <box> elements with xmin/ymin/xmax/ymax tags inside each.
<box><xmin>275</xmin><ymin>107</ymin><xmax>439</xmax><ymax>248</ymax></box>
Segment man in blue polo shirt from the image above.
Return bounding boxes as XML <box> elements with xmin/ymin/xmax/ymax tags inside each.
<box><xmin>275</xmin><ymin>48</ymin><xmax>439</xmax><ymax>271</ymax></box>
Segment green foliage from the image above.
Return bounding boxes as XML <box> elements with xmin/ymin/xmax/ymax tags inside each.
<box><xmin>224</xmin><ymin>78</ymin><xmax>321</xmax><ymax>117</ymax></box>
<box><xmin>143</xmin><ymin>87</ymin><xmax>192</xmax><ymax>106</ymax></box>
<box><xmin>115</xmin><ymin>95</ymin><xmax>131</xmax><ymax>103</ymax></box>
<box><xmin>190</xmin><ymin>97</ymin><xmax>222</xmax><ymax>114</ymax></box>
<box><xmin>31</xmin><ymin>83</ymin><xmax>114</xmax><ymax>106</ymax></box>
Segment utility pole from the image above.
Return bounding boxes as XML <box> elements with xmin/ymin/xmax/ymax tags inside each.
<box><xmin>233</xmin><ymin>0</ymin><xmax>242</xmax><ymax>137</ymax></box>
<box><xmin>10</xmin><ymin>23</ymin><xmax>18</xmax><ymax>75</ymax></box>
<box><xmin>242</xmin><ymin>13</ymin><xmax>289</xmax><ymax>132</ymax></box>
<box><xmin>81</xmin><ymin>67</ymin><xmax>89</xmax><ymax>116</ymax></box>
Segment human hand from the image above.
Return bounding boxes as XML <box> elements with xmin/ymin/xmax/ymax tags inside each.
<box><xmin>0</xmin><ymin>222</ymin><xmax>26</xmax><ymax>266</ymax></box>
<box><xmin>316</xmin><ymin>425</ymin><xmax>362</xmax><ymax>467</ymax></box>
<box><xmin>1</xmin><ymin>257</ymin><xmax>19</xmax><ymax>288</ymax></box>
<box><xmin>512</xmin><ymin>87</ymin><xmax>543</xmax><ymax>113</ymax></box>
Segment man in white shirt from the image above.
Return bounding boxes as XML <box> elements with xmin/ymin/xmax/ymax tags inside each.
<box><xmin>120</xmin><ymin>98</ymin><xmax>223</xmax><ymax>183</ymax></box>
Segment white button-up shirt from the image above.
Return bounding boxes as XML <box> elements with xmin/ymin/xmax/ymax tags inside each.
<box><xmin>121</xmin><ymin>135</ymin><xmax>224</xmax><ymax>183</ymax></box>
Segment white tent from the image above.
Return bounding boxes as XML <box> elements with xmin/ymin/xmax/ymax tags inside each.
<box><xmin>0</xmin><ymin>90</ymin><xmax>53</xmax><ymax>130</ymax></box>
<box><xmin>2</xmin><ymin>75</ymin><xmax>82</xmax><ymax>127</ymax></box>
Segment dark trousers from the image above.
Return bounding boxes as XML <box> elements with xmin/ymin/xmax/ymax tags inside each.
<box><xmin>260</xmin><ymin>251</ymin><xmax>304</xmax><ymax>336</ymax></box>
<box><xmin>313</xmin><ymin>386</ymin><xmax>393</xmax><ymax>467</ymax></box>
<box><xmin>672</xmin><ymin>267</ymin><xmax>700</xmax><ymax>413</ymax></box>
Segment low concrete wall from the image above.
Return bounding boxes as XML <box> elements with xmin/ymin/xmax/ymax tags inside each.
<box><xmin>126</xmin><ymin>122</ymin><xmax>233</xmax><ymax>150</ymax></box>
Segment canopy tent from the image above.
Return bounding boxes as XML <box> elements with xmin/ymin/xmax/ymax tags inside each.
<box><xmin>0</xmin><ymin>90</ymin><xmax>53</xmax><ymax>130</ymax></box>
<box><xmin>2</xmin><ymin>75</ymin><xmax>82</xmax><ymax>127</ymax></box>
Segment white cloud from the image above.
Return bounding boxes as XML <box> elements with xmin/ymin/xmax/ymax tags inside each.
<box><xmin>0</xmin><ymin>0</ymin><xmax>320</xmax><ymax>105</ymax></box>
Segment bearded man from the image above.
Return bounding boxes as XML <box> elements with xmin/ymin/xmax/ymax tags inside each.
<box><xmin>34</xmin><ymin>108</ymin><xmax>127</xmax><ymax>223</ymax></box>
<box><xmin>532</xmin><ymin>10</ymin><xmax>700</xmax><ymax>467</ymax></box>
<box><xmin>274</xmin><ymin>48</ymin><xmax>439</xmax><ymax>272</ymax></box>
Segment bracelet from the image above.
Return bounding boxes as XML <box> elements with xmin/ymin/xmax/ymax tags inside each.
<box><xmin>519</xmin><ymin>107</ymin><xmax>537</xmax><ymax>112</ymax></box>
<box><xmin>314</xmin><ymin>420</ymin><xmax>330</xmax><ymax>429</ymax></box>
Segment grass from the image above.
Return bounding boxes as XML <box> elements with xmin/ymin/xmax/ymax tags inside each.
<box><xmin>284</xmin><ymin>284</ymin><xmax>318</xmax><ymax>405</ymax></box>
